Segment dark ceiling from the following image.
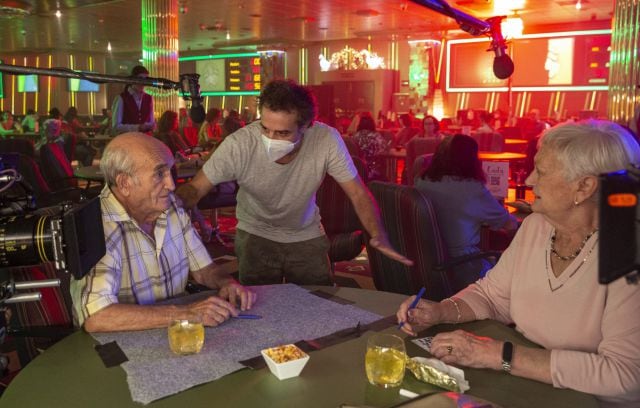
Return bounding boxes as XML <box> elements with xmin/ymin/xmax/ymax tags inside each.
<box><xmin>0</xmin><ymin>0</ymin><xmax>615</xmax><ymax>55</ymax></box>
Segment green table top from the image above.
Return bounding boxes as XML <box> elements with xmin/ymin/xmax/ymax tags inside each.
<box><xmin>1</xmin><ymin>286</ymin><xmax>597</xmax><ymax>408</ymax></box>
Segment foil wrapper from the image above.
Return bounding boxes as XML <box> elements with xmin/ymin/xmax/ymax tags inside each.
<box><xmin>406</xmin><ymin>356</ymin><xmax>470</xmax><ymax>393</ymax></box>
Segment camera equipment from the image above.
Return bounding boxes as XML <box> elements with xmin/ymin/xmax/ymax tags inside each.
<box><xmin>0</xmin><ymin>197</ymin><xmax>105</xmax><ymax>281</ymax></box>
<box><xmin>599</xmin><ymin>165</ymin><xmax>640</xmax><ymax>284</ymax></box>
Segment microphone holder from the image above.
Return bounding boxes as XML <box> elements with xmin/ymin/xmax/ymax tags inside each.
<box><xmin>0</xmin><ymin>62</ymin><xmax>202</xmax><ymax>102</ymax></box>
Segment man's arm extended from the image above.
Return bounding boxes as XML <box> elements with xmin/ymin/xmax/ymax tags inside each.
<box><xmin>338</xmin><ymin>177</ymin><xmax>413</xmax><ymax>266</ymax></box>
<box><xmin>176</xmin><ymin>170</ymin><xmax>215</xmax><ymax>208</ymax></box>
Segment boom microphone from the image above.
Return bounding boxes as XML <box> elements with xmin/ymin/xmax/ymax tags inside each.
<box><xmin>410</xmin><ymin>0</ymin><xmax>515</xmax><ymax>79</ymax></box>
<box><xmin>487</xmin><ymin>16</ymin><xmax>514</xmax><ymax>79</ymax></box>
<box><xmin>180</xmin><ymin>73</ymin><xmax>206</xmax><ymax>124</ymax></box>
<box><xmin>189</xmin><ymin>101</ymin><xmax>206</xmax><ymax>124</ymax></box>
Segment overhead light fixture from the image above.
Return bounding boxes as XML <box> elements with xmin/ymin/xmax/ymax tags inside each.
<box><xmin>501</xmin><ymin>16</ymin><xmax>524</xmax><ymax>38</ymax></box>
<box><xmin>576</xmin><ymin>0</ymin><xmax>582</xmax><ymax>10</ymax></box>
<box><xmin>107</xmin><ymin>42</ymin><xmax>112</xmax><ymax>52</ymax></box>
<box><xmin>55</xmin><ymin>9</ymin><xmax>61</xmax><ymax>18</ymax></box>
<box><xmin>226</xmin><ymin>31</ymin><xmax>230</xmax><ymax>40</ymax></box>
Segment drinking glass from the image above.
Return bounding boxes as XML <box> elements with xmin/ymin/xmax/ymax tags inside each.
<box><xmin>168</xmin><ymin>315</ymin><xmax>205</xmax><ymax>355</ymax></box>
<box><xmin>365</xmin><ymin>333</ymin><xmax>406</xmax><ymax>388</ymax></box>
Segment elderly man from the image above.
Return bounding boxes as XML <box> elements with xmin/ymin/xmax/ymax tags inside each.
<box><xmin>71</xmin><ymin>133</ymin><xmax>255</xmax><ymax>332</ymax></box>
<box><xmin>177</xmin><ymin>79</ymin><xmax>412</xmax><ymax>286</ymax></box>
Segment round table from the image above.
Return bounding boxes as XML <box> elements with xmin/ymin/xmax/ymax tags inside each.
<box><xmin>1</xmin><ymin>286</ymin><xmax>597</xmax><ymax>408</ymax></box>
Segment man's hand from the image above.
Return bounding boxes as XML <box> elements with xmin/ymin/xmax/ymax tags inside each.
<box><xmin>218</xmin><ymin>281</ymin><xmax>257</xmax><ymax>311</ymax></box>
<box><xmin>187</xmin><ymin>296</ymin><xmax>238</xmax><ymax>327</ymax></box>
<box><xmin>369</xmin><ymin>234</ymin><xmax>414</xmax><ymax>266</ymax></box>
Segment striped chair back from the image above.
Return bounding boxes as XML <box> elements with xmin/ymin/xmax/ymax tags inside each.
<box><xmin>39</xmin><ymin>142</ymin><xmax>77</xmax><ymax>190</ymax></box>
<box><xmin>365</xmin><ymin>181</ymin><xmax>454</xmax><ymax>300</ymax></box>
<box><xmin>316</xmin><ymin>156</ymin><xmax>368</xmax><ymax>262</ymax></box>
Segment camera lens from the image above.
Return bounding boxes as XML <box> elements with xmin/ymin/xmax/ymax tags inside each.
<box><xmin>0</xmin><ymin>214</ymin><xmax>54</xmax><ymax>267</ymax></box>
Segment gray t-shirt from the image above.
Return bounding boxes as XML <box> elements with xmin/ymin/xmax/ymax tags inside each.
<box><xmin>202</xmin><ymin>121</ymin><xmax>357</xmax><ymax>243</ymax></box>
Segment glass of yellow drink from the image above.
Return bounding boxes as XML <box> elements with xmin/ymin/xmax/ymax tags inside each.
<box><xmin>168</xmin><ymin>316</ymin><xmax>205</xmax><ymax>356</ymax></box>
<box><xmin>365</xmin><ymin>333</ymin><xmax>406</xmax><ymax>388</ymax></box>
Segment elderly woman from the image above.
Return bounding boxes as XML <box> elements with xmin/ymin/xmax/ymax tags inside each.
<box><xmin>397</xmin><ymin>120</ymin><xmax>640</xmax><ymax>407</ymax></box>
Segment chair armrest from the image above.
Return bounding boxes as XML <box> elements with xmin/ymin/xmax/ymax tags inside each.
<box><xmin>434</xmin><ymin>250</ymin><xmax>502</xmax><ymax>272</ymax></box>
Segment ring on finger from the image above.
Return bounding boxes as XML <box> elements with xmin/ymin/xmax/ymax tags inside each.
<box><xmin>446</xmin><ymin>345</ymin><xmax>453</xmax><ymax>355</ymax></box>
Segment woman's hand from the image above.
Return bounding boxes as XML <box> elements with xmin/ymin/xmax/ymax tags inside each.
<box><xmin>396</xmin><ymin>297</ymin><xmax>442</xmax><ymax>336</ymax></box>
<box><xmin>430</xmin><ymin>330</ymin><xmax>503</xmax><ymax>370</ymax></box>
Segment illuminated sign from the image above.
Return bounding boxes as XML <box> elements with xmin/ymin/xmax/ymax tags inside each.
<box><xmin>446</xmin><ymin>29</ymin><xmax>611</xmax><ymax>92</ymax></box>
<box><xmin>182</xmin><ymin>53</ymin><xmax>261</xmax><ymax>96</ymax></box>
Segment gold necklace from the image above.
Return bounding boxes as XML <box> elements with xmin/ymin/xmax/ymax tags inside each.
<box><xmin>550</xmin><ymin>229</ymin><xmax>598</xmax><ymax>261</ymax></box>
<box><xmin>545</xmin><ymin>230</ymin><xmax>598</xmax><ymax>292</ymax></box>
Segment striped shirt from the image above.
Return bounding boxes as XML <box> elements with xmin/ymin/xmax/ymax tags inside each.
<box><xmin>71</xmin><ymin>186</ymin><xmax>212</xmax><ymax>326</ymax></box>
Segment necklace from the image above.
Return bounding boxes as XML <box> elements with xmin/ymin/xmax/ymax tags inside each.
<box><xmin>550</xmin><ymin>229</ymin><xmax>598</xmax><ymax>261</ymax></box>
<box><xmin>545</xmin><ymin>231</ymin><xmax>598</xmax><ymax>292</ymax></box>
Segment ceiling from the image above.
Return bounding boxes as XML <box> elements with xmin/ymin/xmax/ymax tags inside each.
<box><xmin>0</xmin><ymin>0</ymin><xmax>615</xmax><ymax>55</ymax></box>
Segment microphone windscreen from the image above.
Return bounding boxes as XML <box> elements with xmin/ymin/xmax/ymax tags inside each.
<box><xmin>493</xmin><ymin>54</ymin><xmax>514</xmax><ymax>80</ymax></box>
<box><xmin>189</xmin><ymin>105</ymin><xmax>206</xmax><ymax>124</ymax></box>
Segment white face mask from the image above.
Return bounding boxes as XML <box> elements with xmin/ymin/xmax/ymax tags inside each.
<box><xmin>261</xmin><ymin>134</ymin><xmax>300</xmax><ymax>162</ymax></box>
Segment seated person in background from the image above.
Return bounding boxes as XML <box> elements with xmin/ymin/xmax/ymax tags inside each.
<box><xmin>0</xmin><ymin>111</ymin><xmax>19</xmax><ymax>136</ymax></box>
<box><xmin>155</xmin><ymin>110</ymin><xmax>191</xmax><ymax>158</ymax></box>
<box><xmin>198</xmin><ymin>107</ymin><xmax>223</xmax><ymax>149</ymax></box>
<box><xmin>71</xmin><ymin>133</ymin><xmax>255</xmax><ymax>332</ymax></box>
<box><xmin>352</xmin><ymin>113</ymin><xmax>389</xmax><ymax>180</ymax></box>
<box><xmin>415</xmin><ymin>134</ymin><xmax>517</xmax><ymax>287</ymax></box>
<box><xmin>20</xmin><ymin>109</ymin><xmax>39</xmax><ymax>132</ymax></box>
<box><xmin>36</xmin><ymin>117</ymin><xmax>66</xmax><ymax>152</ymax></box>
<box><xmin>476</xmin><ymin>112</ymin><xmax>495</xmax><ymax>134</ymax></box>
<box><xmin>221</xmin><ymin>110</ymin><xmax>244</xmax><ymax>139</ymax></box>
<box><xmin>394</xmin><ymin>113</ymin><xmax>421</xmax><ymax>147</ymax></box>
<box><xmin>64</xmin><ymin>106</ymin><xmax>97</xmax><ymax>167</ymax></box>
<box><xmin>398</xmin><ymin>120</ymin><xmax>640</xmax><ymax>408</ymax></box>
<box><xmin>98</xmin><ymin>108</ymin><xmax>112</xmax><ymax>134</ymax></box>
<box><xmin>420</xmin><ymin>115</ymin><xmax>442</xmax><ymax>140</ymax></box>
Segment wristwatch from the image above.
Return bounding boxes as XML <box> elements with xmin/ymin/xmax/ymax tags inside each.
<box><xmin>502</xmin><ymin>341</ymin><xmax>514</xmax><ymax>373</ymax></box>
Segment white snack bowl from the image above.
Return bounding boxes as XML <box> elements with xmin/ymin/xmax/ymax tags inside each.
<box><xmin>261</xmin><ymin>345</ymin><xmax>310</xmax><ymax>380</ymax></box>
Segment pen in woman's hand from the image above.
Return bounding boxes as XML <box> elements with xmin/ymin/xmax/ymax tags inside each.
<box><xmin>398</xmin><ymin>287</ymin><xmax>426</xmax><ymax>329</ymax></box>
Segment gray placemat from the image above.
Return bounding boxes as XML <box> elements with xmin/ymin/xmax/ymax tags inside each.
<box><xmin>91</xmin><ymin>284</ymin><xmax>381</xmax><ymax>404</ymax></box>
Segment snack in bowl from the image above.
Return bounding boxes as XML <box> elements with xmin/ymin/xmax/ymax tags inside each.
<box><xmin>261</xmin><ymin>344</ymin><xmax>310</xmax><ymax>380</ymax></box>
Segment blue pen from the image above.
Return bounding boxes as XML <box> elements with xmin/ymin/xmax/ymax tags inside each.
<box><xmin>398</xmin><ymin>287</ymin><xmax>426</xmax><ymax>329</ymax></box>
<box><xmin>234</xmin><ymin>313</ymin><xmax>262</xmax><ymax>320</ymax></box>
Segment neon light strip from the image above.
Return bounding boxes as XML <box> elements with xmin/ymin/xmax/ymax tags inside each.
<box><xmin>178</xmin><ymin>52</ymin><xmax>260</xmax><ymax>61</ymax></box>
<box><xmin>69</xmin><ymin>54</ymin><xmax>75</xmax><ymax>108</ymax></box>
<box><xmin>47</xmin><ymin>55</ymin><xmax>52</xmax><ymax>113</ymax></box>
<box><xmin>34</xmin><ymin>56</ymin><xmax>39</xmax><ymax>113</ymax></box>
<box><xmin>449</xmin><ymin>86</ymin><xmax>608</xmax><ymax>93</ymax></box>
<box><xmin>10</xmin><ymin>58</ymin><xmax>15</xmax><ymax>114</ymax></box>
<box><xmin>22</xmin><ymin>56</ymin><xmax>27</xmax><ymax>113</ymax></box>
<box><xmin>201</xmin><ymin>91</ymin><xmax>260</xmax><ymax>96</ymax></box>
<box><xmin>447</xmin><ymin>29</ymin><xmax>612</xmax><ymax>45</ymax></box>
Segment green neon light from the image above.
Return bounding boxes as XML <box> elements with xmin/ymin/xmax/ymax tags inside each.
<box><xmin>179</xmin><ymin>53</ymin><xmax>260</xmax><ymax>62</ymax></box>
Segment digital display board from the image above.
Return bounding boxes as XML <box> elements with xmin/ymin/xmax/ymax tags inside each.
<box><xmin>186</xmin><ymin>52</ymin><xmax>262</xmax><ymax>96</ymax></box>
<box><xmin>447</xmin><ymin>29</ymin><xmax>611</xmax><ymax>92</ymax></box>
<box><xmin>69</xmin><ymin>76</ymin><xmax>100</xmax><ymax>92</ymax></box>
<box><xmin>17</xmin><ymin>74</ymin><xmax>38</xmax><ymax>93</ymax></box>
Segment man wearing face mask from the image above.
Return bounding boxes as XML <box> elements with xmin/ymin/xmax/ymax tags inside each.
<box><xmin>177</xmin><ymin>79</ymin><xmax>413</xmax><ymax>285</ymax></box>
<box><xmin>111</xmin><ymin>65</ymin><xmax>156</xmax><ymax>135</ymax></box>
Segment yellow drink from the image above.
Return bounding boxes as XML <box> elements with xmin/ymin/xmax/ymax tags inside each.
<box><xmin>365</xmin><ymin>346</ymin><xmax>406</xmax><ymax>388</ymax></box>
<box><xmin>168</xmin><ymin>320</ymin><xmax>205</xmax><ymax>355</ymax></box>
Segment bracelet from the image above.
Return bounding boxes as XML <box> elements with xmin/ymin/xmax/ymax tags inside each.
<box><xmin>443</xmin><ymin>297</ymin><xmax>462</xmax><ymax>324</ymax></box>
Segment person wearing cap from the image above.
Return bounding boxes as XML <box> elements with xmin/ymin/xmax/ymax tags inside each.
<box><xmin>110</xmin><ymin>65</ymin><xmax>155</xmax><ymax>135</ymax></box>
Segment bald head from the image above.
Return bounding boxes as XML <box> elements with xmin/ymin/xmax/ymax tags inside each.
<box><xmin>101</xmin><ymin>132</ymin><xmax>172</xmax><ymax>186</ymax></box>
